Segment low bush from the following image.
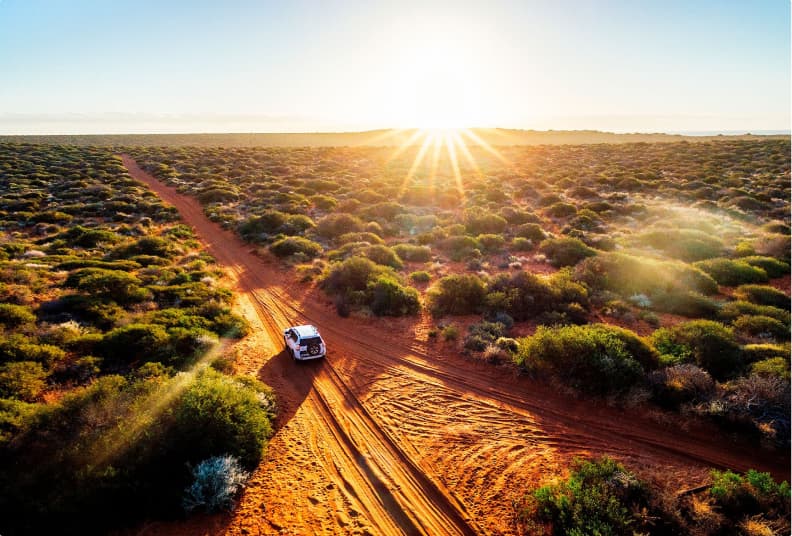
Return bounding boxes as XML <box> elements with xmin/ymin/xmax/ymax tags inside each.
<box><xmin>538</xmin><ymin>237</ymin><xmax>596</xmax><ymax>267</ymax></box>
<box><xmin>742</xmin><ymin>343</ymin><xmax>790</xmax><ymax>363</ymax></box>
<box><xmin>709</xmin><ymin>469</ymin><xmax>790</xmax><ymax>521</ymax></box>
<box><xmin>719</xmin><ymin>300</ymin><xmax>789</xmax><ymax>325</ymax></box>
<box><xmin>751</xmin><ymin>357</ymin><xmax>790</xmax><ymax>380</ymax></box>
<box><xmin>651</xmin><ymin>291</ymin><xmax>720</xmax><ymax>318</ymax></box>
<box><xmin>392</xmin><ymin>243</ymin><xmax>432</xmax><ymax>262</ymax></box>
<box><xmin>0</xmin><ymin>303</ymin><xmax>36</xmax><ymax>328</ymax></box>
<box><xmin>485</xmin><ymin>270</ymin><xmax>589</xmax><ymax>322</ymax></box>
<box><xmin>98</xmin><ymin>323</ymin><xmax>171</xmax><ymax>368</ymax></box>
<box><xmin>439</xmin><ymin>235</ymin><xmax>480</xmax><ymax>261</ymax></box>
<box><xmin>315</xmin><ymin>212</ymin><xmax>364</xmax><ymax>239</ymax></box>
<box><xmin>338</xmin><ymin>231</ymin><xmax>383</xmax><ymax>245</ymax></box>
<box><xmin>577</xmin><ymin>252</ymin><xmax>719</xmax><ymax>297</ymax></box>
<box><xmin>363</xmin><ymin>244</ymin><xmax>403</xmax><ymax>269</ymax></box>
<box><xmin>637</xmin><ymin>228</ymin><xmax>724</xmax><ymax>261</ymax></box>
<box><xmin>733</xmin><ymin>315</ymin><xmax>789</xmax><ymax>341</ymax></box>
<box><xmin>651</xmin><ymin>320</ymin><xmax>742</xmax><ymax>380</ymax></box>
<box><xmin>516</xmin><ymin>324</ymin><xmax>654</xmax><ymax>395</ymax></box>
<box><xmin>476</xmin><ymin>234</ymin><xmax>505</xmax><ymax>253</ymax></box>
<box><xmin>464</xmin><ymin>208</ymin><xmax>507</xmax><ymax>235</ymax></box>
<box><xmin>182</xmin><ymin>455</ymin><xmax>250</xmax><ymax>513</ymax></box>
<box><xmin>463</xmin><ymin>321</ymin><xmax>507</xmax><ymax>352</ymax></box>
<box><xmin>515</xmin><ymin>222</ymin><xmax>546</xmax><ymax>242</ymax></box>
<box><xmin>409</xmin><ymin>270</ymin><xmax>431</xmax><ymax>283</ymax></box>
<box><xmin>441</xmin><ymin>324</ymin><xmax>459</xmax><ymax>341</ymax></box>
<box><xmin>648</xmin><ymin>364</ymin><xmax>714</xmax><ymax>408</ymax></box>
<box><xmin>269</xmin><ymin>236</ymin><xmax>323</xmax><ymax>259</ymax></box>
<box><xmin>733</xmin><ymin>284</ymin><xmax>791</xmax><ymax>310</ymax></box>
<box><xmin>528</xmin><ymin>457</ymin><xmax>657</xmax><ymax>535</ymax></box>
<box><xmin>172</xmin><ymin>369</ymin><xmax>274</xmax><ymax>469</ymax></box>
<box><xmin>693</xmin><ymin>258</ymin><xmax>768</xmax><ymax>286</ymax></box>
<box><xmin>0</xmin><ymin>361</ymin><xmax>47</xmax><ymax>401</ymax></box>
<box><xmin>367</xmin><ymin>276</ymin><xmax>420</xmax><ymax>316</ymax></box>
<box><xmin>426</xmin><ymin>274</ymin><xmax>487</xmax><ymax>316</ymax></box>
<box><xmin>740</xmin><ymin>256</ymin><xmax>790</xmax><ymax>278</ymax></box>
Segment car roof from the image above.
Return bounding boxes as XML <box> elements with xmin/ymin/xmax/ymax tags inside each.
<box><xmin>292</xmin><ymin>324</ymin><xmax>320</xmax><ymax>337</ymax></box>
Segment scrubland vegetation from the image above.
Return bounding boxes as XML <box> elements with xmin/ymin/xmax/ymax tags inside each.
<box><xmin>131</xmin><ymin>138</ymin><xmax>790</xmax><ymax>532</ymax></box>
<box><xmin>0</xmin><ymin>144</ymin><xmax>274</xmax><ymax>534</ymax></box>
<box><xmin>516</xmin><ymin>456</ymin><xmax>790</xmax><ymax>535</ymax></box>
<box><xmin>131</xmin><ymin>139</ymin><xmax>790</xmax><ymax>446</ymax></box>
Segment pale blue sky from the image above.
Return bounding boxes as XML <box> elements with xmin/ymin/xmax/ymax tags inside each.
<box><xmin>0</xmin><ymin>0</ymin><xmax>789</xmax><ymax>133</ymax></box>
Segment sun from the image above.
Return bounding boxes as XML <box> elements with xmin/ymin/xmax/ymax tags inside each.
<box><xmin>384</xmin><ymin>37</ymin><xmax>485</xmax><ymax>130</ymax></box>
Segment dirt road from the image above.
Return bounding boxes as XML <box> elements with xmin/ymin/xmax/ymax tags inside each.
<box><xmin>121</xmin><ymin>155</ymin><xmax>789</xmax><ymax>535</ymax></box>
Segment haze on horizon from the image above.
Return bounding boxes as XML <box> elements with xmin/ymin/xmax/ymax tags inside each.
<box><xmin>0</xmin><ymin>0</ymin><xmax>789</xmax><ymax>135</ymax></box>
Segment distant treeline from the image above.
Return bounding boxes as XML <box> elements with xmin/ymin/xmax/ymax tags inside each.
<box><xmin>0</xmin><ymin>128</ymin><xmax>788</xmax><ymax>147</ymax></box>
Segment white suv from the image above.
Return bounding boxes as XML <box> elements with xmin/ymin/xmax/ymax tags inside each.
<box><xmin>283</xmin><ymin>324</ymin><xmax>327</xmax><ymax>361</ymax></box>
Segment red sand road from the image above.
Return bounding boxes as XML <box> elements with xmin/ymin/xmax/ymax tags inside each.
<box><xmin>121</xmin><ymin>155</ymin><xmax>790</xmax><ymax>536</ymax></box>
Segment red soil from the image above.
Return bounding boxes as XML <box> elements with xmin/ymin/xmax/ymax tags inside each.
<box><xmin>121</xmin><ymin>156</ymin><xmax>789</xmax><ymax>536</ymax></box>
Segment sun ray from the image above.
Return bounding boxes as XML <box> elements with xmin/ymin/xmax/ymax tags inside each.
<box><xmin>398</xmin><ymin>132</ymin><xmax>433</xmax><ymax>199</ymax></box>
<box><xmin>361</xmin><ymin>127</ymin><xmax>407</xmax><ymax>147</ymax></box>
<box><xmin>443</xmin><ymin>133</ymin><xmax>466</xmax><ymax>204</ymax></box>
<box><xmin>451</xmin><ymin>131</ymin><xmax>482</xmax><ymax>177</ymax></box>
<box><xmin>428</xmin><ymin>133</ymin><xmax>442</xmax><ymax>200</ymax></box>
<box><xmin>386</xmin><ymin>129</ymin><xmax>424</xmax><ymax>163</ymax></box>
<box><xmin>460</xmin><ymin>128</ymin><xmax>511</xmax><ymax>166</ymax></box>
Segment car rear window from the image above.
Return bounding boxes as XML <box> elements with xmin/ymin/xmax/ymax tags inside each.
<box><xmin>300</xmin><ymin>336</ymin><xmax>322</xmax><ymax>346</ymax></box>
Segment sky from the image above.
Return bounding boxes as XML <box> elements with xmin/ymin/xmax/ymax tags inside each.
<box><xmin>0</xmin><ymin>0</ymin><xmax>789</xmax><ymax>134</ymax></box>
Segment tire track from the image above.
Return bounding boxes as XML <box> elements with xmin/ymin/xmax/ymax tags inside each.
<box><xmin>122</xmin><ymin>155</ymin><xmax>478</xmax><ymax>536</ymax></box>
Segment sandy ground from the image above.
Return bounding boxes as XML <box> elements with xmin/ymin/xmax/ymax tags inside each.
<box><xmin>122</xmin><ymin>155</ymin><xmax>790</xmax><ymax>536</ymax></box>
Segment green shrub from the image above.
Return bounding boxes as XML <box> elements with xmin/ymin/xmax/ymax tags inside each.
<box><xmin>530</xmin><ymin>457</ymin><xmax>654</xmax><ymax>535</ymax></box>
<box><xmin>740</xmin><ymin>256</ymin><xmax>790</xmax><ymax>278</ymax></box>
<box><xmin>742</xmin><ymin>343</ymin><xmax>790</xmax><ymax>363</ymax></box>
<box><xmin>441</xmin><ymin>324</ymin><xmax>459</xmax><ymax>341</ymax></box>
<box><xmin>426</xmin><ymin>274</ymin><xmax>487</xmax><ymax>316</ymax></box>
<box><xmin>367</xmin><ymin>276</ymin><xmax>420</xmax><ymax>316</ymax></box>
<box><xmin>733</xmin><ymin>284</ymin><xmax>791</xmax><ymax>310</ymax></box>
<box><xmin>98</xmin><ymin>323</ymin><xmax>170</xmax><ymax>367</ymax></box>
<box><xmin>65</xmin><ymin>268</ymin><xmax>150</xmax><ymax>304</ymax></box>
<box><xmin>111</xmin><ymin>236</ymin><xmax>174</xmax><ymax>259</ymax></box>
<box><xmin>315</xmin><ymin>213</ymin><xmax>364</xmax><ymax>239</ymax></box>
<box><xmin>693</xmin><ymin>258</ymin><xmax>768</xmax><ymax>286</ymax></box>
<box><xmin>476</xmin><ymin>234</ymin><xmax>505</xmax><ymax>253</ymax></box>
<box><xmin>709</xmin><ymin>469</ymin><xmax>790</xmax><ymax>520</ymax></box>
<box><xmin>439</xmin><ymin>235</ymin><xmax>480</xmax><ymax>261</ymax></box>
<box><xmin>544</xmin><ymin>201</ymin><xmax>577</xmax><ymax>218</ymax></box>
<box><xmin>515</xmin><ymin>223</ymin><xmax>546</xmax><ymax>242</ymax></box>
<box><xmin>269</xmin><ymin>236</ymin><xmax>323</xmax><ymax>259</ymax></box>
<box><xmin>511</xmin><ymin>237</ymin><xmax>533</xmax><ymax>251</ymax></box>
<box><xmin>719</xmin><ymin>300</ymin><xmax>789</xmax><ymax>325</ymax></box>
<box><xmin>485</xmin><ymin>270</ymin><xmax>588</xmax><ymax>322</ymax></box>
<box><xmin>650</xmin><ymin>320</ymin><xmax>742</xmax><ymax>380</ymax></box>
<box><xmin>576</xmin><ymin>252</ymin><xmax>719</xmax><ymax>296</ymax></box>
<box><xmin>516</xmin><ymin>324</ymin><xmax>652</xmax><ymax>395</ymax></box>
<box><xmin>637</xmin><ymin>229</ymin><xmax>723</xmax><ymax>261</ymax></box>
<box><xmin>172</xmin><ymin>369</ymin><xmax>273</xmax><ymax>469</ymax></box>
<box><xmin>0</xmin><ymin>335</ymin><xmax>66</xmax><ymax>367</ymax></box>
<box><xmin>363</xmin><ymin>244</ymin><xmax>403</xmax><ymax>269</ymax></box>
<box><xmin>338</xmin><ymin>231</ymin><xmax>383</xmax><ymax>245</ymax></box>
<box><xmin>733</xmin><ymin>315</ymin><xmax>789</xmax><ymax>341</ymax></box>
<box><xmin>0</xmin><ymin>303</ymin><xmax>36</xmax><ymax>327</ymax></box>
<box><xmin>464</xmin><ymin>209</ymin><xmax>507</xmax><ymax>235</ymax></box>
<box><xmin>751</xmin><ymin>357</ymin><xmax>790</xmax><ymax>380</ymax></box>
<box><xmin>651</xmin><ymin>291</ymin><xmax>720</xmax><ymax>318</ymax></box>
<box><xmin>538</xmin><ymin>237</ymin><xmax>596</xmax><ymax>267</ymax></box>
<box><xmin>238</xmin><ymin>210</ymin><xmax>287</xmax><ymax>240</ymax></box>
<box><xmin>0</xmin><ymin>361</ymin><xmax>47</xmax><ymax>401</ymax></box>
<box><xmin>463</xmin><ymin>321</ymin><xmax>507</xmax><ymax>352</ymax></box>
<box><xmin>392</xmin><ymin>243</ymin><xmax>432</xmax><ymax>262</ymax></box>
<box><xmin>409</xmin><ymin>271</ymin><xmax>431</xmax><ymax>283</ymax></box>
<box><xmin>321</xmin><ymin>256</ymin><xmax>386</xmax><ymax>296</ymax></box>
